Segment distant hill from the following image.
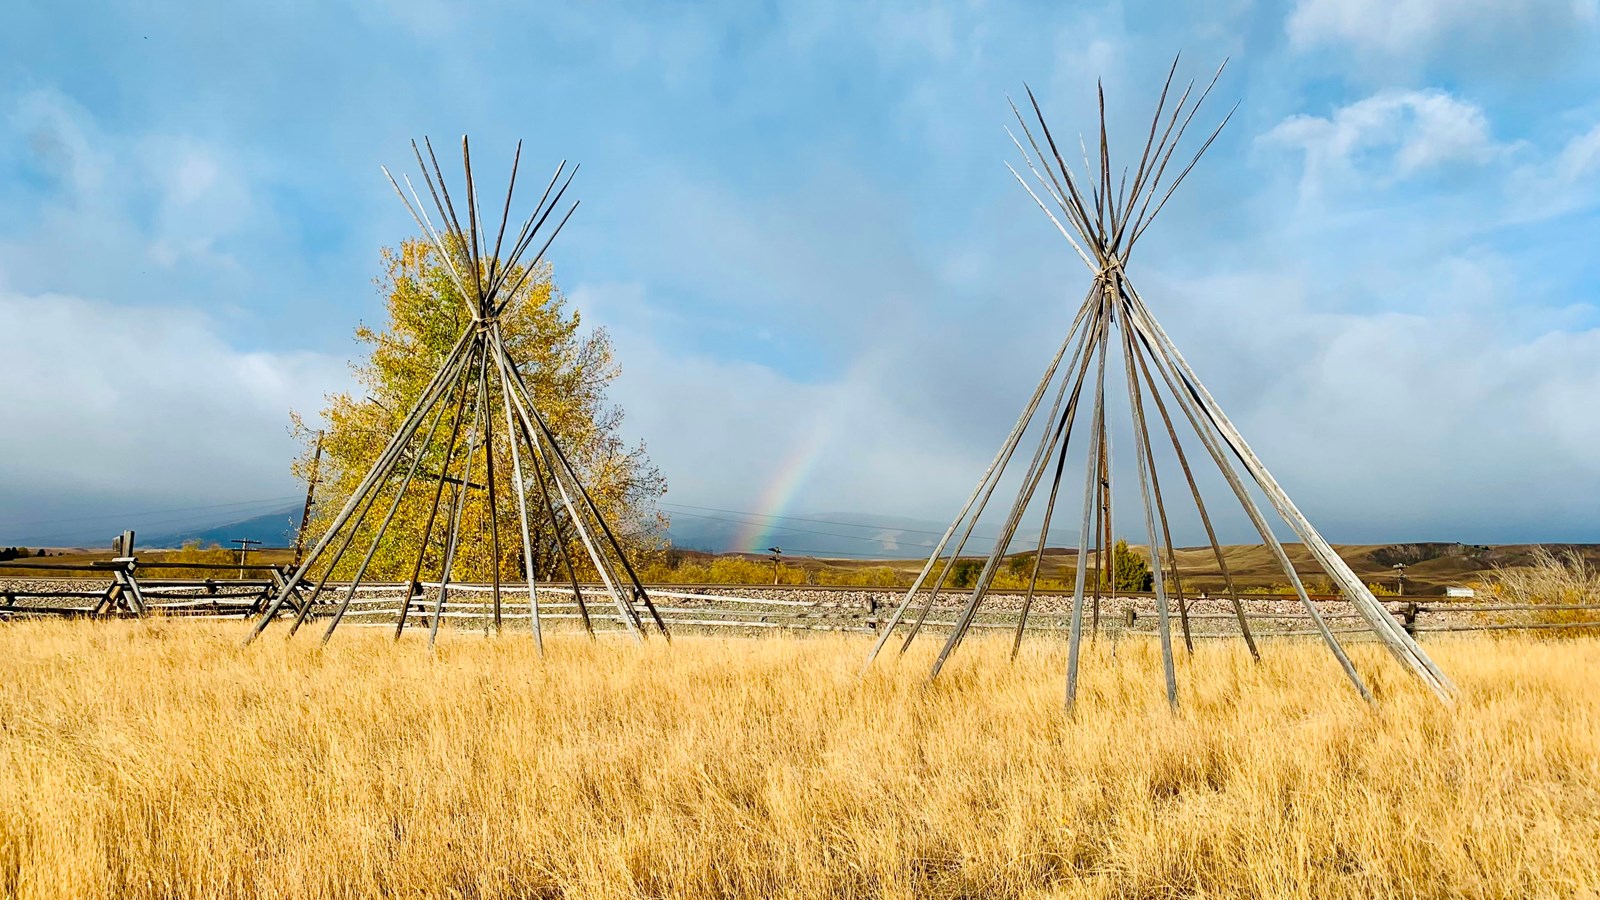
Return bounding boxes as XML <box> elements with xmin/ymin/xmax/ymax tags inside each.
<box><xmin>664</xmin><ymin>510</ymin><xmax>948</xmax><ymax>558</ymax></box>
<box><xmin>663</xmin><ymin>509</ymin><xmax>1078</xmax><ymax>559</ymax></box>
<box><xmin>659</xmin><ymin>509</ymin><xmax>1600</xmax><ymax>595</ymax></box>
<box><xmin>141</xmin><ymin>506</ymin><xmax>302</xmax><ymax>550</ymax></box>
<box><xmin>670</xmin><ymin>538</ymin><xmax>1599</xmax><ymax>596</ymax></box>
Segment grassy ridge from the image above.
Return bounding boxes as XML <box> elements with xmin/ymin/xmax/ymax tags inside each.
<box><xmin>1</xmin><ymin>623</ymin><xmax>1597</xmax><ymax>898</ymax></box>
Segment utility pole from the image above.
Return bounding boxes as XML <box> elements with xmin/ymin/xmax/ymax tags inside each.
<box><xmin>1393</xmin><ymin>562</ymin><xmax>1407</xmax><ymax>597</ymax></box>
<box><xmin>768</xmin><ymin>546</ymin><xmax>783</xmax><ymax>585</ymax></box>
<box><xmin>293</xmin><ymin>430</ymin><xmax>325</xmax><ymax>567</ymax></box>
<box><xmin>232</xmin><ymin>538</ymin><xmax>262</xmax><ymax>579</ymax></box>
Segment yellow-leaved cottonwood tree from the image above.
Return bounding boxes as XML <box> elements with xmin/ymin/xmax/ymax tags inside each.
<box><xmin>292</xmin><ymin>238</ymin><xmax>666</xmax><ymax>584</ymax></box>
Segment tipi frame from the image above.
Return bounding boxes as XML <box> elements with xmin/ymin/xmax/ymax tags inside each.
<box><xmin>244</xmin><ymin>138</ymin><xmax>668</xmax><ymax>649</ymax></box>
<box><xmin>863</xmin><ymin>59</ymin><xmax>1453</xmax><ymax>707</ymax></box>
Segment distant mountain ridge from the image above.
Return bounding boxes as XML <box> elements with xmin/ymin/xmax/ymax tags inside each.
<box><xmin>131</xmin><ymin>505</ymin><xmax>1600</xmax><ymax>589</ymax></box>
<box><xmin>139</xmin><ymin>505</ymin><xmax>955</xmax><ymax>557</ymax></box>
<box><xmin>148</xmin><ymin>505</ymin><xmax>1036</xmax><ymax>558</ymax></box>
<box><xmin>141</xmin><ymin>507</ymin><xmax>302</xmax><ymax>549</ymax></box>
<box><xmin>662</xmin><ymin>509</ymin><xmax>1078</xmax><ymax>559</ymax></box>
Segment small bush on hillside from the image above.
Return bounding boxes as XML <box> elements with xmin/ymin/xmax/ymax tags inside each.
<box><xmin>815</xmin><ymin>566</ymin><xmax>902</xmax><ymax>588</ymax></box>
<box><xmin>1242</xmin><ymin>575</ymin><xmax>1345</xmax><ymax>597</ymax></box>
<box><xmin>143</xmin><ymin>540</ymin><xmax>274</xmax><ymax>579</ymax></box>
<box><xmin>635</xmin><ymin>556</ymin><xmax>808</xmax><ymax>586</ymax></box>
<box><xmin>1111</xmin><ymin>540</ymin><xmax>1153</xmax><ymax>592</ymax></box>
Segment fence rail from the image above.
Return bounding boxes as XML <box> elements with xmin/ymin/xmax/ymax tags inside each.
<box><xmin>3</xmin><ymin>562</ymin><xmax>1597</xmax><ymax>639</ymax></box>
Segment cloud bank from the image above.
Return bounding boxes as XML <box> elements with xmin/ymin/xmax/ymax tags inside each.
<box><xmin>1</xmin><ymin>0</ymin><xmax>1598</xmax><ymax>548</ymax></box>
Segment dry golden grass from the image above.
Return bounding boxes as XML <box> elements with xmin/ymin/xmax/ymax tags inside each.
<box><xmin>1475</xmin><ymin>547</ymin><xmax>1600</xmax><ymax>635</ymax></box>
<box><xmin>1</xmin><ymin>621</ymin><xmax>1597</xmax><ymax>899</ymax></box>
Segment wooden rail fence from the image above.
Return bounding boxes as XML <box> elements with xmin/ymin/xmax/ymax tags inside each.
<box><xmin>3</xmin><ymin>559</ymin><xmax>1598</xmax><ymax>639</ymax></box>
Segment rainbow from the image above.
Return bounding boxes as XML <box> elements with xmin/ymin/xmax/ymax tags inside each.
<box><xmin>731</xmin><ymin>414</ymin><xmax>835</xmax><ymax>553</ymax></box>
<box><xmin>729</xmin><ymin>345</ymin><xmax>898</xmax><ymax>555</ymax></box>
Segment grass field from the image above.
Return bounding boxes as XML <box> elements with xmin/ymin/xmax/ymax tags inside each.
<box><xmin>1</xmin><ymin>622</ymin><xmax>1597</xmax><ymax>898</ymax></box>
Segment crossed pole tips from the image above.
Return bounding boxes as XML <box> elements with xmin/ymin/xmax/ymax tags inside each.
<box><xmin>243</xmin><ymin>137</ymin><xmax>668</xmax><ymax>650</ymax></box>
<box><xmin>863</xmin><ymin>57</ymin><xmax>1455</xmax><ymax>709</ymax></box>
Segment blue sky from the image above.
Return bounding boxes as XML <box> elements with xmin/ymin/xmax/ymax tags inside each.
<box><xmin>2</xmin><ymin>0</ymin><xmax>1598</xmax><ymax>548</ymax></box>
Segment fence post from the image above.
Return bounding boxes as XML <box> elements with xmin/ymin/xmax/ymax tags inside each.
<box><xmin>1124</xmin><ymin>606</ymin><xmax>1136</xmax><ymax>629</ymax></box>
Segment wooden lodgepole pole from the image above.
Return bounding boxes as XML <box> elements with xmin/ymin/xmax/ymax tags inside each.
<box><xmin>1120</xmin><ymin>296</ymin><xmax>1373</xmax><ymax>702</ymax></box>
<box><xmin>497</xmin><ymin>347</ymin><xmax>593</xmax><ymax>638</ymax></box>
<box><xmin>1131</xmin><ymin>339</ymin><xmax>1258</xmax><ymax>660</ymax></box>
<box><xmin>1118</xmin><ymin>291</ymin><xmax>1177</xmax><ymax>708</ymax></box>
<box><xmin>1012</xmin><ymin>308</ymin><xmax>1112</xmax><ymax>659</ymax></box>
<box><xmin>496</xmin><ymin>347</ymin><xmax>545</xmax><ymax>653</ymax></box>
<box><xmin>1066</xmin><ymin>281</ymin><xmax>1114</xmax><ymax>709</ymax></box>
<box><xmin>394</xmin><ymin>339</ymin><xmax>483</xmax><ymax>641</ymax></box>
<box><xmin>479</xmin><ymin>339</ymin><xmax>503</xmax><ymax>634</ymax></box>
<box><xmin>244</xmin><ymin>327</ymin><xmax>478</xmax><ymax>644</ymax></box>
<box><xmin>428</xmin><ymin>347</ymin><xmax>490</xmax><ymax>648</ymax></box>
<box><xmin>489</xmin><ymin>327</ymin><xmax>664</xmax><ymax>636</ymax></box>
<box><xmin>1123</xmin><ymin>284</ymin><xmax>1451</xmax><ymax>699</ymax></box>
<box><xmin>495</xmin><ymin>336</ymin><xmax>643</xmax><ymax>641</ymax></box>
<box><xmin>864</xmin><ymin>294</ymin><xmax>1097</xmax><ymax>668</ymax></box>
<box><xmin>1121</xmin><ymin>308</ymin><xmax>1194</xmax><ymax>654</ymax></box>
<box><xmin>319</xmin><ymin>352</ymin><xmax>465</xmax><ymax>641</ymax></box>
<box><xmin>930</xmin><ymin>300</ymin><xmax>1108</xmax><ymax>677</ymax></box>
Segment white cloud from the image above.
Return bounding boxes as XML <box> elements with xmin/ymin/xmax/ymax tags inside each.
<box><xmin>570</xmin><ymin>281</ymin><xmax>982</xmax><ymax>522</ymax></box>
<box><xmin>9</xmin><ymin>90</ymin><xmax>109</xmax><ymax>195</ymax></box>
<box><xmin>1287</xmin><ymin>0</ymin><xmax>1599</xmax><ymax>57</ymax></box>
<box><xmin>0</xmin><ymin>88</ymin><xmax>306</xmax><ymax>324</ymax></box>
<box><xmin>572</xmin><ymin>250</ymin><xmax>1600</xmax><ymax>548</ymax></box>
<box><xmin>0</xmin><ymin>89</ymin><xmax>362</xmax><ymax>543</ymax></box>
<box><xmin>1498</xmin><ymin>120</ymin><xmax>1600</xmax><ymax>222</ymax></box>
<box><xmin>142</xmin><ymin>137</ymin><xmax>258</xmax><ymax>267</ymax></box>
<box><xmin>1552</xmin><ymin>121</ymin><xmax>1600</xmax><ymax>186</ymax></box>
<box><xmin>0</xmin><ymin>288</ymin><xmax>350</xmax><ymax>539</ymax></box>
<box><xmin>1136</xmin><ymin>262</ymin><xmax>1600</xmax><ymax>541</ymax></box>
<box><xmin>4</xmin><ymin>5</ymin><xmax>1599</xmax><ymax>551</ymax></box>
<box><xmin>571</xmin><ymin>85</ymin><xmax>1600</xmax><ymax>547</ymax></box>
<box><xmin>1260</xmin><ymin>89</ymin><xmax>1502</xmax><ymax>200</ymax></box>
